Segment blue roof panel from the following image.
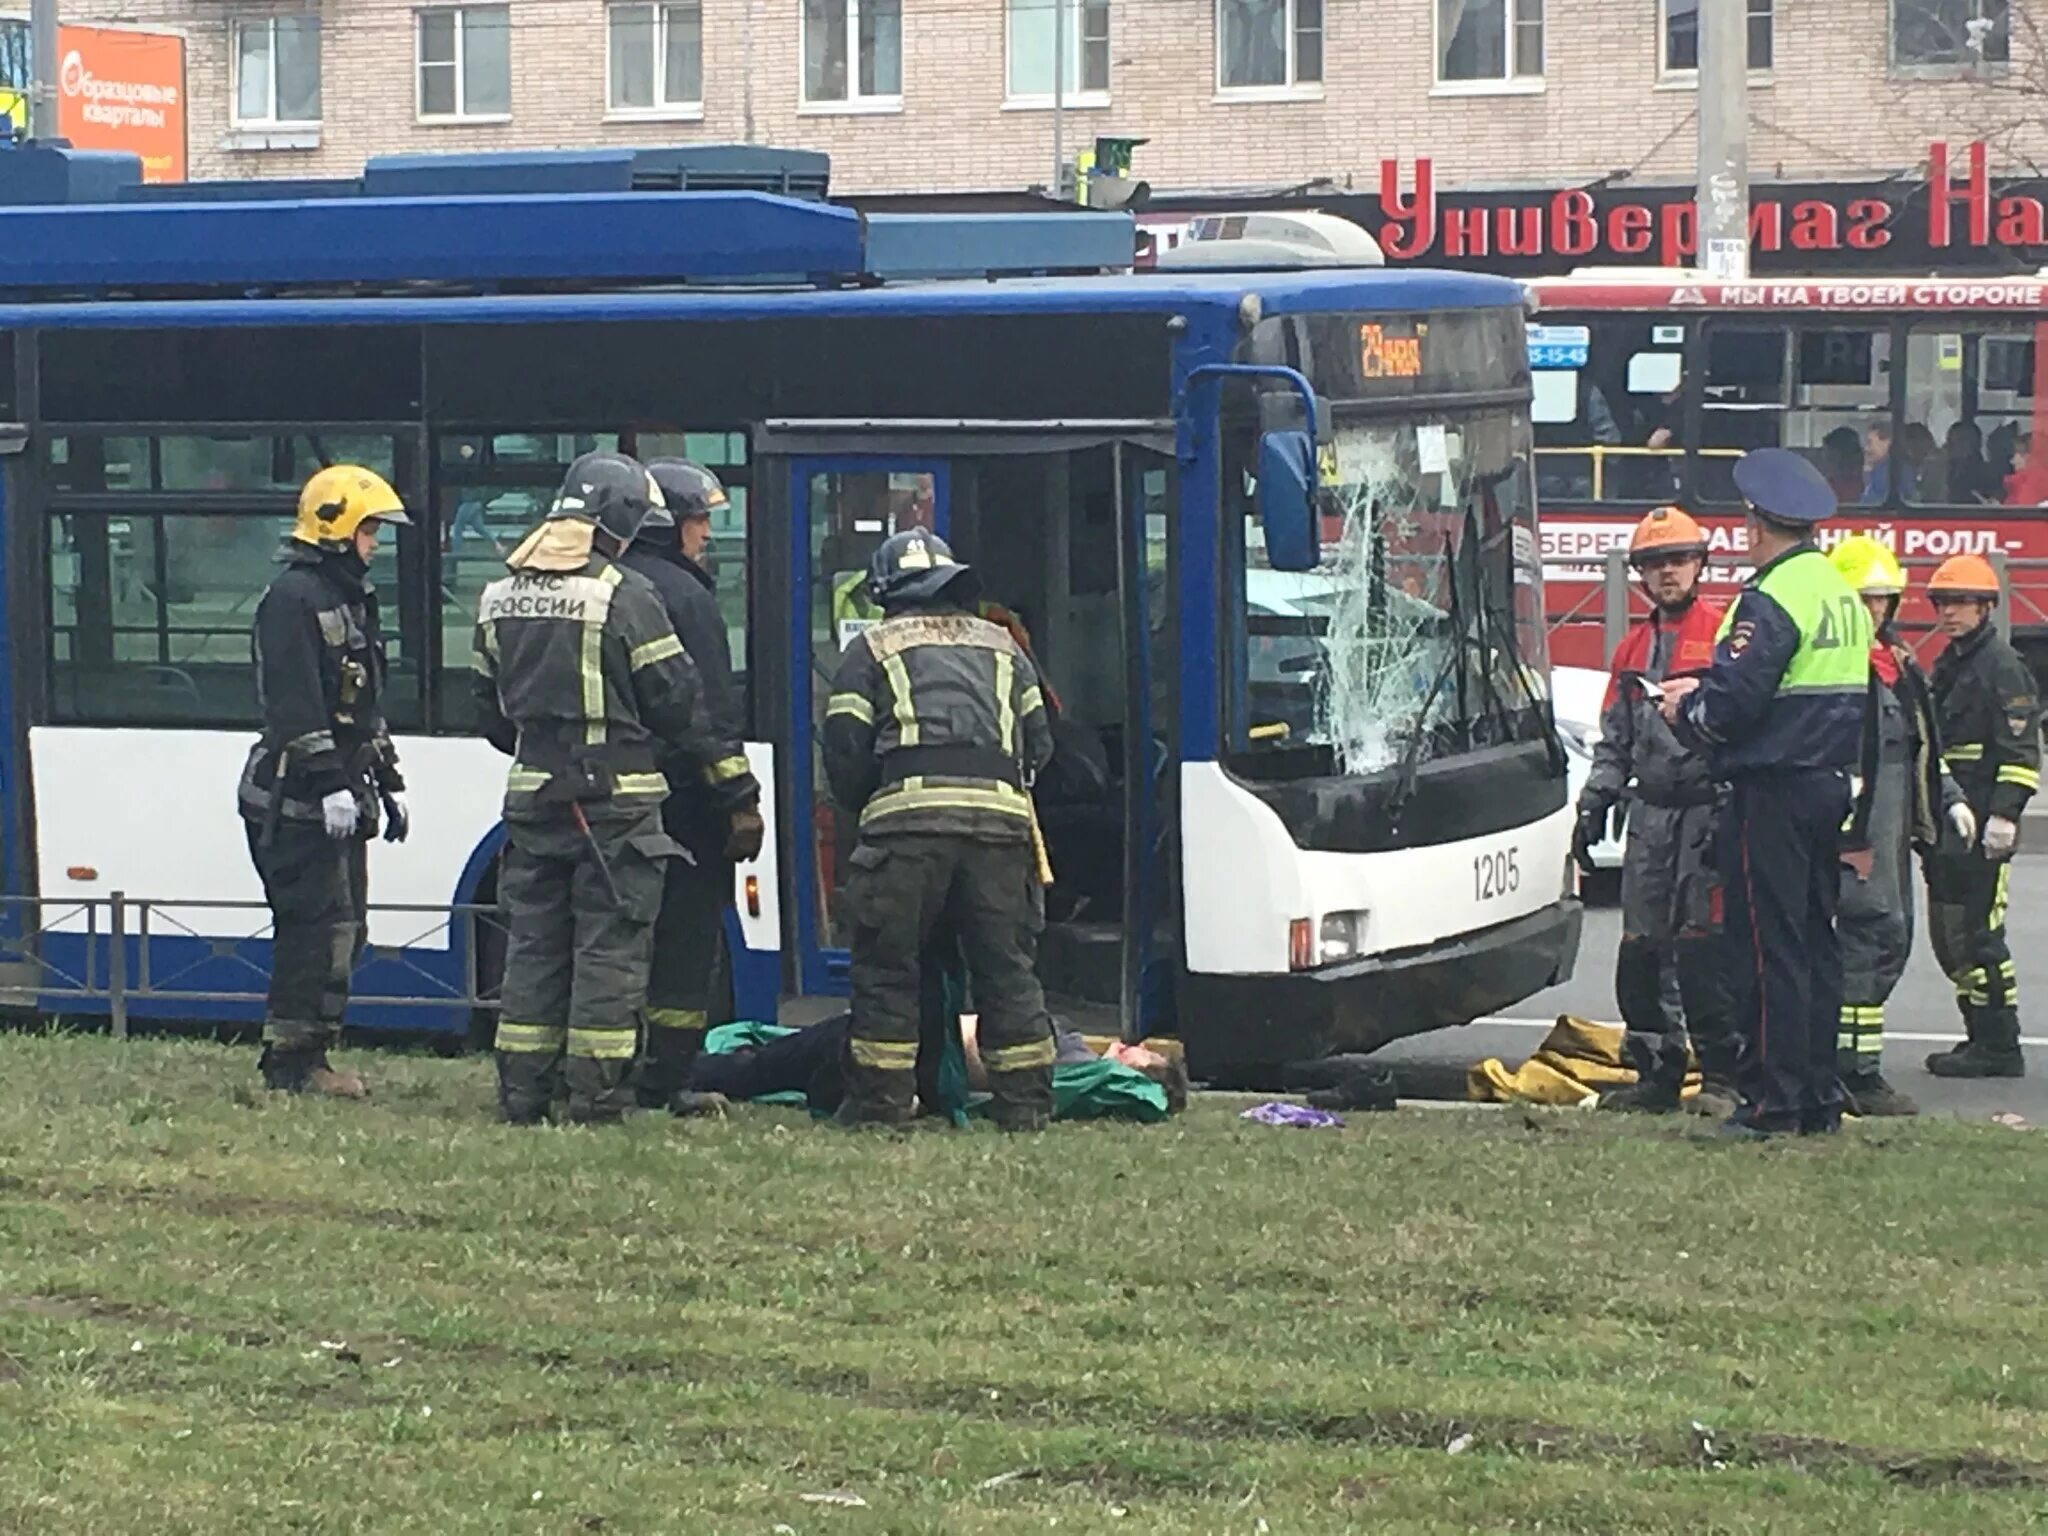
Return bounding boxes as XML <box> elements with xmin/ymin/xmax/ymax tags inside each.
<box><xmin>0</xmin><ymin>267</ymin><xmax>1527</xmax><ymax>329</ymax></box>
<box><xmin>0</xmin><ymin>190</ymin><xmax>868</xmax><ymax>291</ymax></box>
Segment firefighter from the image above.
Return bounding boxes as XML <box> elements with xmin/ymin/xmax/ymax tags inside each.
<box><xmin>1922</xmin><ymin>553</ymin><xmax>2039</xmax><ymax>1079</ymax></box>
<box><xmin>238</xmin><ymin>465</ymin><xmax>411</xmax><ymax>1098</ymax></box>
<box><xmin>621</xmin><ymin>458</ymin><xmax>764</xmax><ymax>1109</ymax></box>
<box><xmin>822</xmin><ymin>529</ymin><xmax>1058</xmax><ymax>1130</ymax></box>
<box><xmin>473</xmin><ymin>452</ymin><xmax>758</xmax><ymax>1126</ymax></box>
<box><xmin>1660</xmin><ymin>448</ymin><xmax>1869</xmax><ymax>1138</ymax></box>
<box><xmin>1828</xmin><ymin>537</ymin><xmax>1976</xmax><ymax>1115</ymax></box>
<box><xmin>1573</xmin><ymin>506</ymin><xmax>1737</xmax><ymax>1113</ymax></box>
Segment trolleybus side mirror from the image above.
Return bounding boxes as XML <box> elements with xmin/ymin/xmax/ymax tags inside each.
<box><xmin>1257</xmin><ymin>429</ymin><xmax>1319</xmax><ymax>572</ymax></box>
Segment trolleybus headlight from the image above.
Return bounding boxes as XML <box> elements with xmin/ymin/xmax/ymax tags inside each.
<box><xmin>1317</xmin><ymin>910</ymin><xmax>1370</xmax><ymax>965</ymax></box>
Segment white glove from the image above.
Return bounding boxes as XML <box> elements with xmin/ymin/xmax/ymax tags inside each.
<box><xmin>1948</xmin><ymin>801</ymin><xmax>1978</xmax><ymax>846</ymax></box>
<box><xmin>1983</xmin><ymin>814</ymin><xmax>2019</xmax><ymax>860</ymax></box>
<box><xmin>321</xmin><ymin>789</ymin><xmax>360</xmax><ymax>841</ymax></box>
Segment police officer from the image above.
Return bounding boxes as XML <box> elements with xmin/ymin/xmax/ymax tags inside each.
<box><xmin>621</xmin><ymin>458</ymin><xmax>764</xmax><ymax>1108</ymax></box>
<box><xmin>1660</xmin><ymin>448</ymin><xmax>1869</xmax><ymax>1138</ymax></box>
<box><xmin>1573</xmin><ymin>506</ymin><xmax>1737</xmax><ymax>1113</ymax></box>
<box><xmin>1922</xmin><ymin>553</ymin><xmax>2039</xmax><ymax>1079</ymax></box>
<box><xmin>1829</xmin><ymin>537</ymin><xmax>1975</xmax><ymax>1114</ymax></box>
<box><xmin>822</xmin><ymin>530</ymin><xmax>1058</xmax><ymax>1130</ymax></box>
<box><xmin>473</xmin><ymin>452</ymin><xmax>757</xmax><ymax>1126</ymax></box>
<box><xmin>239</xmin><ymin>466</ymin><xmax>412</xmax><ymax>1098</ymax></box>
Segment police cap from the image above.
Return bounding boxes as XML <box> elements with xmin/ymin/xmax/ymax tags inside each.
<box><xmin>1732</xmin><ymin>447</ymin><xmax>1837</xmax><ymax>527</ymax></box>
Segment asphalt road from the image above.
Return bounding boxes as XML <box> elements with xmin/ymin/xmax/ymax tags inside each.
<box><xmin>1376</xmin><ymin>852</ymin><xmax>2048</xmax><ymax>1124</ymax></box>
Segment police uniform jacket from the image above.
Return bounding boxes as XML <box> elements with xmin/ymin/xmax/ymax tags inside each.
<box><xmin>472</xmin><ymin>520</ymin><xmax>756</xmax><ymax>823</ymax></box>
<box><xmin>620</xmin><ymin>537</ymin><xmax>757</xmax><ymax>857</ymax></box>
<box><xmin>237</xmin><ymin>541</ymin><xmax>402</xmax><ymax>831</ymax></box>
<box><xmin>1932</xmin><ymin>621</ymin><xmax>2041</xmax><ymax>824</ymax></box>
<box><xmin>1586</xmin><ymin>597</ymin><xmax>1722</xmax><ymax>810</ymax></box>
<box><xmin>1677</xmin><ymin>543</ymin><xmax>1869</xmax><ymax>778</ymax></box>
<box><xmin>823</xmin><ymin>604</ymin><xmax>1054</xmax><ymax>842</ymax></box>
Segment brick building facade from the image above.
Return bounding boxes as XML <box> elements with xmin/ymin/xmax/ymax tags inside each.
<box><xmin>26</xmin><ymin>0</ymin><xmax>2048</xmax><ymax>195</ymax></box>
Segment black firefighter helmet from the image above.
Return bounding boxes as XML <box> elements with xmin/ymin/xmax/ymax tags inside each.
<box><xmin>643</xmin><ymin>458</ymin><xmax>729</xmax><ymax>529</ymax></box>
<box><xmin>868</xmin><ymin>529</ymin><xmax>979</xmax><ymax>611</ymax></box>
<box><xmin>548</xmin><ymin>451</ymin><xmax>666</xmax><ymax>547</ymax></box>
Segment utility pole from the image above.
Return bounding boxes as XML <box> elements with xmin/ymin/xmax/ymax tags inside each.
<box><xmin>1051</xmin><ymin>0</ymin><xmax>1067</xmax><ymax>200</ymax></box>
<box><xmin>1696</xmin><ymin>0</ymin><xmax>1749</xmax><ymax>279</ymax></box>
<box><xmin>29</xmin><ymin>0</ymin><xmax>59</xmax><ymax>139</ymax></box>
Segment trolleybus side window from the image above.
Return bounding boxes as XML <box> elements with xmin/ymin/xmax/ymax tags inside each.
<box><xmin>1695</xmin><ymin>322</ymin><xmax>1889</xmax><ymax>504</ymax></box>
<box><xmin>46</xmin><ymin>430</ymin><xmax>424</xmax><ymax>730</ymax></box>
<box><xmin>1901</xmin><ymin>322</ymin><xmax>2042</xmax><ymax>507</ymax></box>
<box><xmin>632</xmin><ymin>429</ymin><xmax>752</xmax><ymax>713</ymax></box>
<box><xmin>1530</xmin><ymin>316</ymin><xmax>1686</xmax><ymax>504</ymax></box>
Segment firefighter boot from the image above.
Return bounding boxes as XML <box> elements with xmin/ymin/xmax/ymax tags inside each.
<box><xmin>634</xmin><ymin>1021</ymin><xmax>706</xmax><ymax>1109</ymax></box>
<box><xmin>1842</xmin><ymin>1074</ymin><xmax>1921</xmax><ymax>1116</ymax></box>
<box><xmin>495</xmin><ymin>1051</ymin><xmax>559</xmax><ymax>1127</ymax></box>
<box><xmin>564</xmin><ymin>1056</ymin><xmax>638</xmax><ymax>1125</ymax></box>
<box><xmin>1927</xmin><ymin>1009</ymin><xmax>2025</xmax><ymax>1078</ymax></box>
<box><xmin>1599</xmin><ymin>1079</ymin><xmax>1684</xmax><ymax>1113</ymax></box>
<box><xmin>667</xmin><ymin>1090</ymin><xmax>731</xmax><ymax>1119</ymax></box>
<box><xmin>260</xmin><ymin>1043</ymin><xmax>369</xmax><ymax>1100</ymax></box>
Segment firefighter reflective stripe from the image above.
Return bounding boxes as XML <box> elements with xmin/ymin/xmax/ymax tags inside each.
<box><xmin>647</xmin><ymin>1006</ymin><xmax>707</xmax><ymax>1032</ymax></box>
<box><xmin>1997</xmin><ymin>764</ymin><xmax>2041</xmax><ymax>789</ymax></box>
<box><xmin>994</xmin><ymin>651</ymin><xmax>1016</xmax><ymax>753</ymax></box>
<box><xmin>882</xmin><ymin>654</ymin><xmax>920</xmax><ymax>746</ymax></box>
<box><xmin>630</xmin><ymin>633</ymin><xmax>684</xmax><ymax>671</ymax></box>
<box><xmin>1993</xmin><ymin>864</ymin><xmax>2010</xmax><ymax>928</ymax></box>
<box><xmin>1019</xmin><ymin>685</ymin><xmax>1045</xmax><ymax>719</ymax></box>
<box><xmin>983</xmin><ymin>1037</ymin><xmax>1057</xmax><ymax>1073</ymax></box>
<box><xmin>850</xmin><ymin>1037</ymin><xmax>918</xmax><ymax>1070</ymax></box>
<box><xmin>567</xmin><ymin>1025</ymin><xmax>638</xmax><ymax>1060</ymax></box>
<box><xmin>497</xmin><ymin>1020</ymin><xmax>566</xmax><ymax>1053</ymax></box>
<box><xmin>507</xmin><ymin>766</ymin><xmax>552</xmax><ymax>793</ymax></box>
<box><xmin>616</xmin><ymin>772</ymin><xmax>669</xmax><ymax>798</ymax></box>
<box><xmin>859</xmin><ymin>780</ymin><xmax>1034</xmax><ymax>827</ymax></box>
<box><xmin>1837</xmin><ymin>1005</ymin><xmax>1885</xmax><ymax>1053</ymax></box>
<box><xmin>474</xmin><ymin>622</ymin><xmax>499</xmax><ymax>676</ymax></box>
<box><xmin>288</xmin><ymin>728</ymin><xmax>339</xmax><ymax>756</ymax></box>
<box><xmin>1945</xmin><ymin>743</ymin><xmax>1986</xmax><ymax>765</ymax></box>
<box><xmin>827</xmin><ymin>691</ymin><xmax>875</xmax><ymax>725</ymax></box>
<box><xmin>584</xmin><ymin>565</ymin><xmax>625</xmax><ymax>747</ymax></box>
<box><xmin>706</xmin><ymin>756</ymin><xmax>753</xmax><ymax>783</ymax></box>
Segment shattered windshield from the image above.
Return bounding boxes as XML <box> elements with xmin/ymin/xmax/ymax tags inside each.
<box><xmin>1237</xmin><ymin>409</ymin><xmax>1549</xmax><ymax>775</ymax></box>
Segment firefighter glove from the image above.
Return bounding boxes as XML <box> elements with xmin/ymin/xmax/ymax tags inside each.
<box><xmin>1947</xmin><ymin>801</ymin><xmax>1978</xmax><ymax>847</ymax></box>
<box><xmin>1572</xmin><ymin>800</ymin><xmax>1611</xmax><ymax>872</ymax></box>
<box><xmin>321</xmin><ymin>790</ymin><xmax>360</xmax><ymax>841</ymax></box>
<box><xmin>725</xmin><ymin>805</ymin><xmax>766</xmax><ymax>863</ymax></box>
<box><xmin>1983</xmin><ymin>814</ymin><xmax>2019</xmax><ymax>860</ymax></box>
<box><xmin>381</xmin><ymin>791</ymin><xmax>410</xmax><ymax>845</ymax></box>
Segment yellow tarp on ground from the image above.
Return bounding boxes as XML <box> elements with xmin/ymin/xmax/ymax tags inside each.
<box><xmin>1467</xmin><ymin>1015</ymin><xmax>1702</xmax><ymax>1106</ymax></box>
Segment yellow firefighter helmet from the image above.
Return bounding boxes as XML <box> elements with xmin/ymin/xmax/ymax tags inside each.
<box><xmin>292</xmin><ymin>465</ymin><xmax>411</xmax><ymax>550</ymax></box>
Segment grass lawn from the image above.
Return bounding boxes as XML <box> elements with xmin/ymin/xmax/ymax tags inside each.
<box><xmin>1</xmin><ymin>1031</ymin><xmax>2044</xmax><ymax>1534</ymax></box>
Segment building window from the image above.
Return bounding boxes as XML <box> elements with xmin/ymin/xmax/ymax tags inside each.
<box><xmin>609</xmin><ymin>1</ymin><xmax>702</xmax><ymax>113</ymax></box>
<box><xmin>1663</xmin><ymin>0</ymin><xmax>1773</xmax><ymax>74</ymax></box>
<box><xmin>1217</xmin><ymin>0</ymin><xmax>1322</xmax><ymax>91</ymax></box>
<box><xmin>1437</xmin><ymin>0</ymin><xmax>1543</xmax><ymax>85</ymax></box>
<box><xmin>233</xmin><ymin>16</ymin><xmax>323</xmax><ymax>126</ymax></box>
<box><xmin>803</xmin><ymin>0</ymin><xmax>902</xmax><ymax>107</ymax></box>
<box><xmin>1893</xmin><ymin>0</ymin><xmax>2009</xmax><ymax>68</ymax></box>
<box><xmin>1008</xmin><ymin>0</ymin><xmax>1111</xmax><ymax>102</ymax></box>
<box><xmin>416</xmin><ymin>5</ymin><xmax>511</xmax><ymax>120</ymax></box>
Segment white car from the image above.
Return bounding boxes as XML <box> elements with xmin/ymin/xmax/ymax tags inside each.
<box><xmin>1551</xmin><ymin>664</ymin><xmax>1623</xmax><ymax>871</ymax></box>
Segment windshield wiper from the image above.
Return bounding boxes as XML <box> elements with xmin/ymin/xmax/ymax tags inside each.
<box><xmin>1387</xmin><ymin>533</ymin><xmax>1479</xmax><ymax>819</ymax></box>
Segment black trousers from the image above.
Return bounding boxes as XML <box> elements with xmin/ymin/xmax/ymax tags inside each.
<box><xmin>246</xmin><ymin>820</ymin><xmax>367</xmax><ymax>1057</ymax></box>
<box><xmin>842</xmin><ymin>834</ymin><xmax>1054</xmax><ymax>1126</ymax></box>
<box><xmin>1718</xmin><ymin>771</ymin><xmax>1851</xmax><ymax>1133</ymax></box>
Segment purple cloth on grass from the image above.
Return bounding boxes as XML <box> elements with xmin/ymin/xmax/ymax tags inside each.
<box><xmin>1240</xmin><ymin>1102</ymin><xmax>1345</xmax><ymax>1129</ymax></box>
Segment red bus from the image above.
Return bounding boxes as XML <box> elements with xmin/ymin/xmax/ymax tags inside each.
<box><xmin>1524</xmin><ymin>271</ymin><xmax>2048</xmax><ymax>678</ymax></box>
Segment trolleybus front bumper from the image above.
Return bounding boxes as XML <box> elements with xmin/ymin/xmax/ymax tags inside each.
<box><xmin>1179</xmin><ymin>897</ymin><xmax>1583</xmax><ymax>1084</ymax></box>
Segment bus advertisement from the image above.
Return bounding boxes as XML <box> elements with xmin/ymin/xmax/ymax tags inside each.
<box><xmin>0</xmin><ymin>145</ymin><xmax>1580</xmax><ymax>1080</ymax></box>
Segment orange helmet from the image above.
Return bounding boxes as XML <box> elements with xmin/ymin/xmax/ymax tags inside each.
<box><xmin>1627</xmin><ymin>505</ymin><xmax>1708</xmax><ymax>566</ymax></box>
<box><xmin>1927</xmin><ymin>553</ymin><xmax>2002</xmax><ymax>602</ymax></box>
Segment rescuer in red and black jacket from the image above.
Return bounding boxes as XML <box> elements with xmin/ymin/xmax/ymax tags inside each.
<box><xmin>1574</xmin><ymin>506</ymin><xmax>1736</xmax><ymax>1113</ymax></box>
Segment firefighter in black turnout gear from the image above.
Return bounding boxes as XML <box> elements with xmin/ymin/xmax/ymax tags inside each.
<box><xmin>239</xmin><ymin>466</ymin><xmax>412</xmax><ymax>1098</ymax></box>
<box><xmin>823</xmin><ymin>530</ymin><xmax>1058</xmax><ymax>1130</ymax></box>
<box><xmin>474</xmin><ymin>452</ymin><xmax>758</xmax><ymax>1125</ymax></box>
<box><xmin>1923</xmin><ymin>554</ymin><xmax>2039</xmax><ymax>1079</ymax></box>
<box><xmin>621</xmin><ymin>458</ymin><xmax>765</xmax><ymax>1108</ymax></box>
